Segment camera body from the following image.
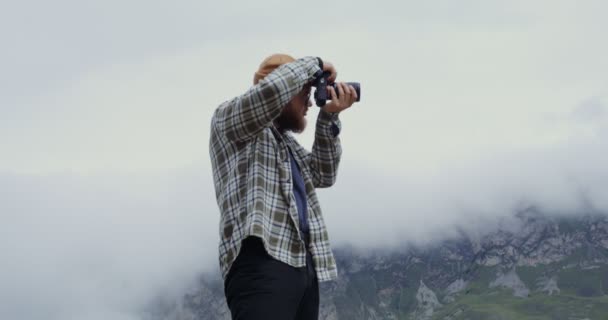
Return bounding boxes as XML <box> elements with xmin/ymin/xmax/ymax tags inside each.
<box><xmin>311</xmin><ymin>71</ymin><xmax>361</xmax><ymax>107</ymax></box>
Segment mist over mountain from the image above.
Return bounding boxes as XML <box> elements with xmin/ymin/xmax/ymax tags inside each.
<box><xmin>146</xmin><ymin>210</ymin><xmax>608</xmax><ymax>320</ymax></box>
<box><xmin>2</xmin><ymin>127</ymin><xmax>608</xmax><ymax>320</ymax></box>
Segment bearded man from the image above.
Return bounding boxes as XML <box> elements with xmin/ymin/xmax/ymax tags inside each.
<box><xmin>209</xmin><ymin>53</ymin><xmax>357</xmax><ymax>320</ymax></box>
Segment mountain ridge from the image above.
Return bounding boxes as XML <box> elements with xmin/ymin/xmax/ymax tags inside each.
<box><xmin>145</xmin><ymin>211</ymin><xmax>608</xmax><ymax>320</ymax></box>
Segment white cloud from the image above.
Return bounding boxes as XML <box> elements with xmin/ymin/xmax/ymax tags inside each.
<box><xmin>2</xmin><ymin>125</ymin><xmax>608</xmax><ymax>319</ymax></box>
<box><xmin>2</xmin><ymin>0</ymin><xmax>607</xmax><ymax>175</ymax></box>
<box><xmin>322</xmin><ymin>126</ymin><xmax>608</xmax><ymax>248</ymax></box>
<box><xmin>0</xmin><ymin>167</ymin><xmax>218</xmax><ymax>320</ymax></box>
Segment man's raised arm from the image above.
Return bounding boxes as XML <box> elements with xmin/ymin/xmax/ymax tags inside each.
<box><xmin>306</xmin><ymin>81</ymin><xmax>358</xmax><ymax>187</ymax></box>
<box><xmin>305</xmin><ymin>109</ymin><xmax>342</xmax><ymax>188</ymax></box>
<box><xmin>212</xmin><ymin>56</ymin><xmax>321</xmax><ymax>143</ymax></box>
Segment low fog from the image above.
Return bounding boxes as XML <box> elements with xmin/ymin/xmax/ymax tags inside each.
<box><xmin>2</xmin><ymin>118</ymin><xmax>607</xmax><ymax>319</ymax></box>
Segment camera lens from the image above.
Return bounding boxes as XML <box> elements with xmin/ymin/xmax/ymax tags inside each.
<box><xmin>330</xmin><ymin>82</ymin><xmax>361</xmax><ymax>101</ymax></box>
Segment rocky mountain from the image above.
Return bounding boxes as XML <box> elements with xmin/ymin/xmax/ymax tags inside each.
<box><xmin>145</xmin><ymin>211</ymin><xmax>608</xmax><ymax>320</ymax></box>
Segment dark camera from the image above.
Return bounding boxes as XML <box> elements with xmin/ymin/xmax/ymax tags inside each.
<box><xmin>311</xmin><ymin>71</ymin><xmax>361</xmax><ymax>107</ymax></box>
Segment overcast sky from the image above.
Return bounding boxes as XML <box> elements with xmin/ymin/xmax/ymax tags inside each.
<box><xmin>1</xmin><ymin>0</ymin><xmax>608</xmax><ymax>319</ymax></box>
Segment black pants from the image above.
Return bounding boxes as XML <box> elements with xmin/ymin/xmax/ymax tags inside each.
<box><xmin>224</xmin><ymin>235</ymin><xmax>319</xmax><ymax>320</ymax></box>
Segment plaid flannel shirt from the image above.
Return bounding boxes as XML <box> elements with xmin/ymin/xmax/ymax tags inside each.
<box><xmin>209</xmin><ymin>56</ymin><xmax>341</xmax><ymax>282</ymax></box>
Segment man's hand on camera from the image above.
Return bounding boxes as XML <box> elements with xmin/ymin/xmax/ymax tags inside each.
<box><xmin>322</xmin><ymin>61</ymin><xmax>337</xmax><ymax>83</ymax></box>
<box><xmin>322</xmin><ymin>82</ymin><xmax>358</xmax><ymax>114</ymax></box>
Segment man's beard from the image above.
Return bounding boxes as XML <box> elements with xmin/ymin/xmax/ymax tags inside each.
<box><xmin>275</xmin><ymin>102</ymin><xmax>307</xmax><ymax>134</ymax></box>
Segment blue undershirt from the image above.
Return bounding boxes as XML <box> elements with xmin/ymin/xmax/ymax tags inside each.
<box><xmin>287</xmin><ymin>148</ymin><xmax>309</xmax><ymax>235</ymax></box>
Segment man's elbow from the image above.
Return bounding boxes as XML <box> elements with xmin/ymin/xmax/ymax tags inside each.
<box><xmin>314</xmin><ymin>174</ymin><xmax>337</xmax><ymax>188</ymax></box>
